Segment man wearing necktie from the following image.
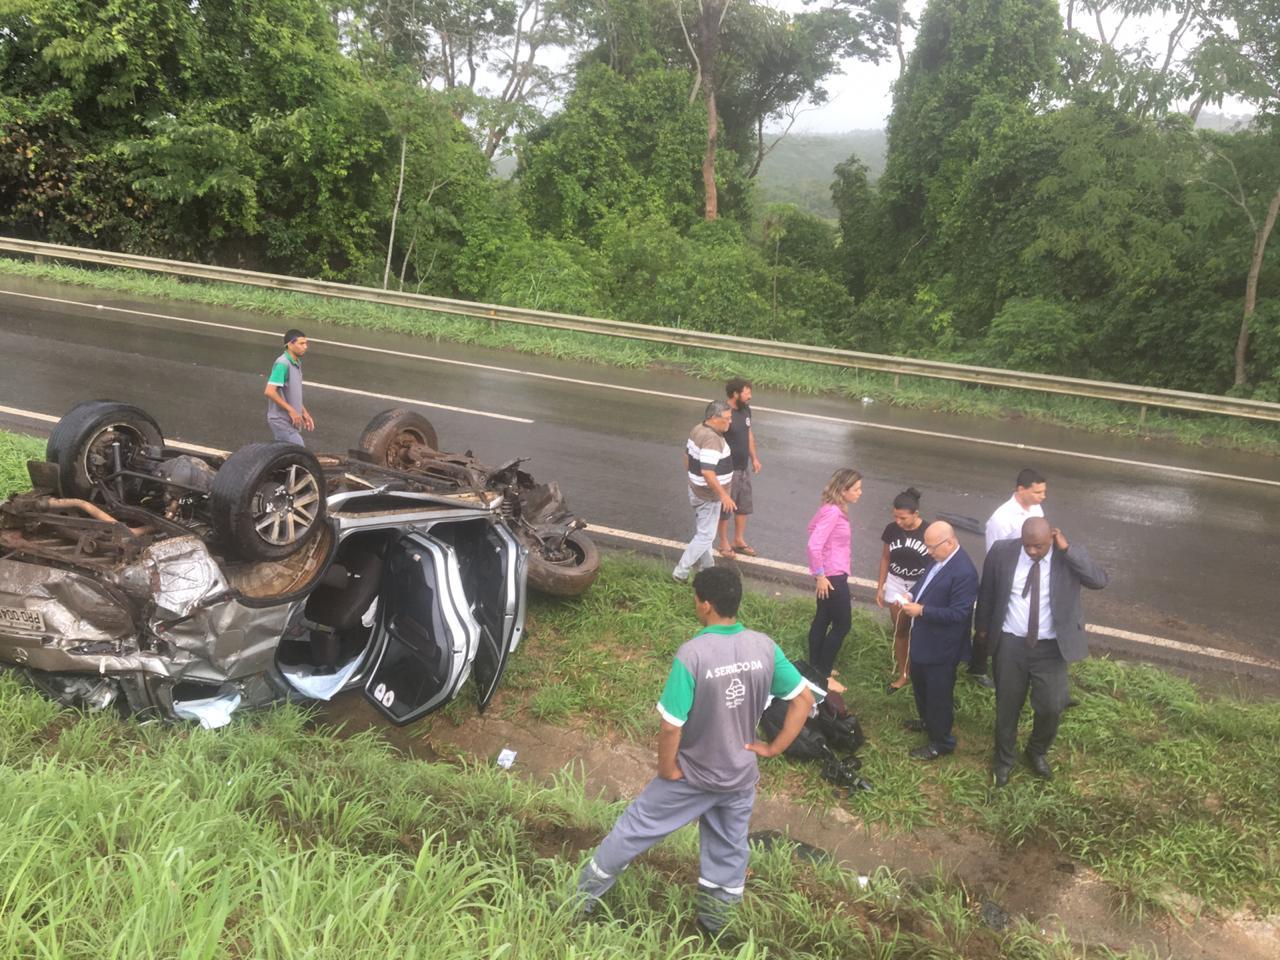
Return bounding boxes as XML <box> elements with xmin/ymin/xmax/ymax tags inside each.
<box><xmin>897</xmin><ymin>521</ymin><xmax>979</xmax><ymax>761</ymax></box>
<box><xmin>974</xmin><ymin>518</ymin><xmax>1109</xmax><ymax>787</ymax></box>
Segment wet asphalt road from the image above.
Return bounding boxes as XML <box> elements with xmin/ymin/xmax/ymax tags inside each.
<box><xmin>2</xmin><ymin>275</ymin><xmax>1279</xmax><ymax>665</ymax></box>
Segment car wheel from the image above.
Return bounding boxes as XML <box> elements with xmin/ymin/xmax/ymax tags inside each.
<box><xmin>210</xmin><ymin>443</ymin><xmax>327</xmax><ymax>561</ymax></box>
<box><xmin>526</xmin><ymin>530</ymin><xmax>600</xmax><ymax>598</ymax></box>
<box><xmin>357</xmin><ymin>408</ymin><xmax>438</xmax><ymax>468</ymax></box>
<box><xmin>45</xmin><ymin>400</ymin><xmax>164</xmax><ymax>499</ymax></box>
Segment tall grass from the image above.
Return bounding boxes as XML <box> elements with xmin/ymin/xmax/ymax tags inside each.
<box><xmin>4</xmin><ymin>257</ymin><xmax>1278</xmax><ymax>455</ymax></box>
<box><xmin>0</xmin><ymin>675</ymin><xmax>1133</xmax><ymax>959</ymax></box>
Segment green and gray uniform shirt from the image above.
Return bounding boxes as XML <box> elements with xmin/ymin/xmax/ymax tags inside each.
<box><xmin>266</xmin><ymin>351</ymin><xmax>304</xmax><ymax>427</ymax></box>
<box><xmin>657</xmin><ymin>624</ymin><xmax>806</xmax><ymax>792</ymax></box>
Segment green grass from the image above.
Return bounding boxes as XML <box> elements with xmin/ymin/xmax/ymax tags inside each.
<box><xmin>3</xmin><ymin>429</ymin><xmax>1275</xmax><ymax>937</ymax></box>
<box><xmin>484</xmin><ymin>554</ymin><xmax>1280</xmax><ymax>919</ymax></box>
<box><xmin>4</xmin><ymin>256</ymin><xmax>1279</xmax><ymax>455</ymax></box>
<box><xmin>0</xmin><ymin>432</ymin><xmax>44</xmax><ymax>499</ymax></box>
<box><xmin>0</xmin><ymin>676</ymin><xmax>1135</xmax><ymax>959</ymax></box>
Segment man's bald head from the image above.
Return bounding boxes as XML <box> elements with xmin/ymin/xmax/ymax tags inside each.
<box><xmin>1022</xmin><ymin>517</ymin><xmax>1052</xmax><ymax>560</ymax></box>
<box><xmin>923</xmin><ymin>520</ymin><xmax>958</xmax><ymax>561</ymax></box>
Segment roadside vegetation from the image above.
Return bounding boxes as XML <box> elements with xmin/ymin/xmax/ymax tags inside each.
<box><xmin>5</xmin><ymin>257</ymin><xmax>1280</xmax><ymax>457</ymax></box>
<box><xmin>5</xmin><ymin>3</ymin><xmax>1280</xmax><ymax>455</ymax></box>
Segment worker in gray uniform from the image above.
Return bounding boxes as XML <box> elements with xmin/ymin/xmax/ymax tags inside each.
<box><xmin>576</xmin><ymin>566</ymin><xmax>814</xmax><ymax>938</ymax></box>
<box><xmin>264</xmin><ymin>328</ymin><xmax>314</xmax><ymax>445</ymax></box>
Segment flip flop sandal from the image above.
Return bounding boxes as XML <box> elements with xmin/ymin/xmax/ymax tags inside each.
<box><xmin>716</xmin><ymin>547</ymin><xmax>737</xmax><ymax>559</ymax></box>
<box><xmin>732</xmin><ymin>544</ymin><xmax>758</xmax><ymax>556</ymax></box>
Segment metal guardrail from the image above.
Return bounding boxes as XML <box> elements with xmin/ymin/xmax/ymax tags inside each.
<box><xmin>4</xmin><ymin>236</ymin><xmax>1280</xmax><ymax>424</ymax></box>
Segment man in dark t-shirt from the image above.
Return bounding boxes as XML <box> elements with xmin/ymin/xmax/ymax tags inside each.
<box><xmin>716</xmin><ymin>378</ymin><xmax>762</xmax><ymax>558</ymax></box>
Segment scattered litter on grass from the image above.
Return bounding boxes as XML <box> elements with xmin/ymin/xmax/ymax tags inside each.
<box><xmin>496</xmin><ymin>747</ymin><xmax>517</xmax><ymax>769</ymax></box>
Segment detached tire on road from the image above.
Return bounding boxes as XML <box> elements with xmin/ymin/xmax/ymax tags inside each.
<box><xmin>526</xmin><ymin>530</ymin><xmax>600</xmax><ymax>598</ymax></box>
<box><xmin>46</xmin><ymin>400</ymin><xmax>164</xmax><ymax>498</ymax></box>
<box><xmin>211</xmin><ymin>443</ymin><xmax>327</xmax><ymax>562</ymax></box>
<box><xmin>357</xmin><ymin>408</ymin><xmax>439</xmax><ymax>469</ymax></box>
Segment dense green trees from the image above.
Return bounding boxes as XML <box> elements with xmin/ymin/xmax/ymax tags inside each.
<box><xmin>1</xmin><ymin>0</ymin><xmax>1278</xmax><ymax>397</ymax></box>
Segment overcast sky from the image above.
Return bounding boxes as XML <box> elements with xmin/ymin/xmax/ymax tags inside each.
<box><xmin>772</xmin><ymin>0</ymin><xmax>1249</xmax><ymax>133</ymax></box>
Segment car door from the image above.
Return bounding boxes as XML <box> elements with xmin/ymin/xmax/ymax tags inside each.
<box><xmin>465</xmin><ymin>522</ymin><xmax>527</xmax><ymax>711</ymax></box>
<box><xmin>362</xmin><ymin>533</ymin><xmax>479</xmax><ymax>725</ymax></box>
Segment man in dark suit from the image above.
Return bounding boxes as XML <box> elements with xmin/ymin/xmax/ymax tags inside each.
<box><xmin>897</xmin><ymin>521</ymin><xmax>979</xmax><ymax>761</ymax></box>
<box><xmin>975</xmin><ymin>518</ymin><xmax>1108</xmax><ymax>786</ymax></box>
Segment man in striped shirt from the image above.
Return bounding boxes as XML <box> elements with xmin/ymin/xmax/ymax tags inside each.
<box><xmin>673</xmin><ymin>400</ymin><xmax>736</xmax><ymax>583</ymax></box>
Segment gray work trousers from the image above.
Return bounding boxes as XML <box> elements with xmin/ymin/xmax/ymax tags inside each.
<box><xmin>992</xmin><ymin>631</ymin><xmax>1070</xmax><ymax>769</ymax></box>
<box><xmin>268</xmin><ymin>419</ymin><xmax>305</xmax><ymax>446</ymax></box>
<box><xmin>577</xmin><ymin>776</ymin><xmax>756</xmax><ymax>932</ymax></box>
<box><xmin>673</xmin><ymin>491</ymin><xmax>721</xmax><ymax>580</ymax></box>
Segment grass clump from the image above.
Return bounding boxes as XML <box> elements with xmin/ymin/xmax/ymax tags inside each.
<box><xmin>4</xmin><ymin>256</ymin><xmax>1280</xmax><ymax>455</ymax></box>
<box><xmin>0</xmin><ymin>431</ymin><xmax>44</xmax><ymax>499</ymax></box>
<box><xmin>0</xmin><ymin>674</ymin><xmax>1131</xmax><ymax>959</ymax></box>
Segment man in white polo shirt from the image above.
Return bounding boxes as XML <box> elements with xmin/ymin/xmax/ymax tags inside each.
<box><xmin>969</xmin><ymin>468</ymin><xmax>1047</xmax><ymax>688</ymax></box>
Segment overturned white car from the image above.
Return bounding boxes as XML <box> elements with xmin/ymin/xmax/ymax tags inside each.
<box><xmin>0</xmin><ymin>401</ymin><xmax>598</xmax><ymax>726</ymax></box>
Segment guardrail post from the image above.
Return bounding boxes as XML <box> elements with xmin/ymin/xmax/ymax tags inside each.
<box><xmin>893</xmin><ymin>373</ymin><xmax>900</xmax><ymax>390</ymax></box>
<box><xmin>1139</xmin><ymin>405</ymin><xmax>1148</xmax><ymax>433</ymax></box>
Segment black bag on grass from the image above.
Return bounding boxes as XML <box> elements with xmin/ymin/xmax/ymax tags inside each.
<box><xmin>757</xmin><ymin>659</ymin><xmax>867</xmax><ymax>761</ymax></box>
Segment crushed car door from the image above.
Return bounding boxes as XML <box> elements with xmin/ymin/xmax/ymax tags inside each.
<box><xmin>363</xmin><ymin>533</ymin><xmax>479</xmax><ymax>725</ymax></box>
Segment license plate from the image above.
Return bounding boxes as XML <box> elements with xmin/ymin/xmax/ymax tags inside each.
<box><xmin>0</xmin><ymin>606</ymin><xmax>45</xmax><ymax>633</ymax></box>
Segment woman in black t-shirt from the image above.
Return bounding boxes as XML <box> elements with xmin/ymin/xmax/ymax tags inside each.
<box><xmin>876</xmin><ymin>487</ymin><xmax>932</xmax><ymax>694</ymax></box>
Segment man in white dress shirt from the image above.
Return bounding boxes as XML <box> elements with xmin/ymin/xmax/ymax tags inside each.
<box><xmin>968</xmin><ymin>468</ymin><xmax>1048</xmax><ymax>688</ymax></box>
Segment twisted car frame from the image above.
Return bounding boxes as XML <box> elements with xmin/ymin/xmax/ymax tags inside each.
<box><xmin>0</xmin><ymin>402</ymin><xmax>599</xmax><ymax>725</ymax></box>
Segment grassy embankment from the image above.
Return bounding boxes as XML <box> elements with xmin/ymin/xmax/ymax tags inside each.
<box><xmin>2</xmin><ymin>430</ymin><xmax>1276</xmax><ymax>954</ymax></box>
<box><xmin>3</xmin><ymin>256</ymin><xmax>1279</xmax><ymax>456</ymax></box>
<box><xmin>0</xmin><ymin>432</ymin><xmax>1129</xmax><ymax>959</ymax></box>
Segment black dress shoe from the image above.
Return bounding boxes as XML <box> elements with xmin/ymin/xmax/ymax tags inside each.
<box><xmin>902</xmin><ymin>718</ymin><xmax>927</xmax><ymax>732</ymax></box>
<box><xmin>992</xmin><ymin>765</ymin><xmax>1012</xmax><ymax>788</ymax></box>
<box><xmin>1024</xmin><ymin>750</ymin><xmax>1053</xmax><ymax>780</ymax></box>
<box><xmin>909</xmin><ymin>743</ymin><xmax>951</xmax><ymax>761</ymax></box>
<box><xmin>968</xmin><ymin>672</ymin><xmax>996</xmax><ymax>690</ymax></box>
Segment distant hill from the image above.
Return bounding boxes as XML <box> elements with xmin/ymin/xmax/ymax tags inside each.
<box><xmin>755</xmin><ymin>129</ymin><xmax>887</xmax><ymax>219</ymax></box>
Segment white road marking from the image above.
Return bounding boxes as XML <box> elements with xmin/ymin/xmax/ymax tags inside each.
<box><xmin>2</xmin><ymin>288</ymin><xmax>1277</xmax><ymax>487</ymax></box>
<box><xmin>585</xmin><ymin>524</ymin><xmax>1280</xmax><ymax>673</ymax></box>
<box><xmin>306</xmin><ymin>381</ymin><xmax>532</xmax><ymax>424</ymax></box>
<box><xmin>0</xmin><ymin>290</ymin><xmax>532</xmax><ymax>425</ymax></box>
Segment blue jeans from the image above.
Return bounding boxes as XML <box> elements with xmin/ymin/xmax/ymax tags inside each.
<box><xmin>674</xmin><ymin>491</ymin><xmax>721</xmax><ymax>580</ymax></box>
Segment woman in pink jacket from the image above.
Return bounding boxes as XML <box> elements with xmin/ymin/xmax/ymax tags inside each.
<box><xmin>806</xmin><ymin>467</ymin><xmax>863</xmax><ymax>677</ymax></box>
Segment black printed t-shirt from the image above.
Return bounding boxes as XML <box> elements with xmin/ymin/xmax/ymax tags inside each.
<box><xmin>724</xmin><ymin>403</ymin><xmax>752</xmax><ymax>469</ymax></box>
<box><xmin>881</xmin><ymin>519</ymin><xmax>933</xmax><ymax>581</ymax></box>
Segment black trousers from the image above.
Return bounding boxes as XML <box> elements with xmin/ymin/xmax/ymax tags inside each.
<box><xmin>807</xmin><ymin>574</ymin><xmax>851</xmax><ymax>677</ymax></box>
<box><xmin>910</xmin><ymin>660</ymin><xmax>958</xmax><ymax>752</ymax></box>
<box><xmin>992</xmin><ymin>632</ymin><xmax>1070</xmax><ymax>769</ymax></box>
<box><xmin>968</xmin><ymin>632</ymin><xmax>992</xmax><ymax>675</ymax></box>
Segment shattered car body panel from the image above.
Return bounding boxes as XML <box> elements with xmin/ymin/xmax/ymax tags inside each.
<box><xmin>0</xmin><ymin>445</ymin><xmax>532</xmax><ymax>727</ymax></box>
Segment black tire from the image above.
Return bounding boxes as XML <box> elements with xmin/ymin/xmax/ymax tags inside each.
<box><xmin>526</xmin><ymin>530</ymin><xmax>600</xmax><ymax>598</ymax></box>
<box><xmin>210</xmin><ymin>443</ymin><xmax>327</xmax><ymax>561</ymax></box>
<box><xmin>357</xmin><ymin>408</ymin><xmax>438</xmax><ymax>468</ymax></box>
<box><xmin>45</xmin><ymin>400</ymin><xmax>163</xmax><ymax>498</ymax></box>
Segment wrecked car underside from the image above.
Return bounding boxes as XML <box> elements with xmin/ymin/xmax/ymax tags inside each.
<box><xmin>0</xmin><ymin>402</ymin><xmax>594</xmax><ymax>725</ymax></box>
